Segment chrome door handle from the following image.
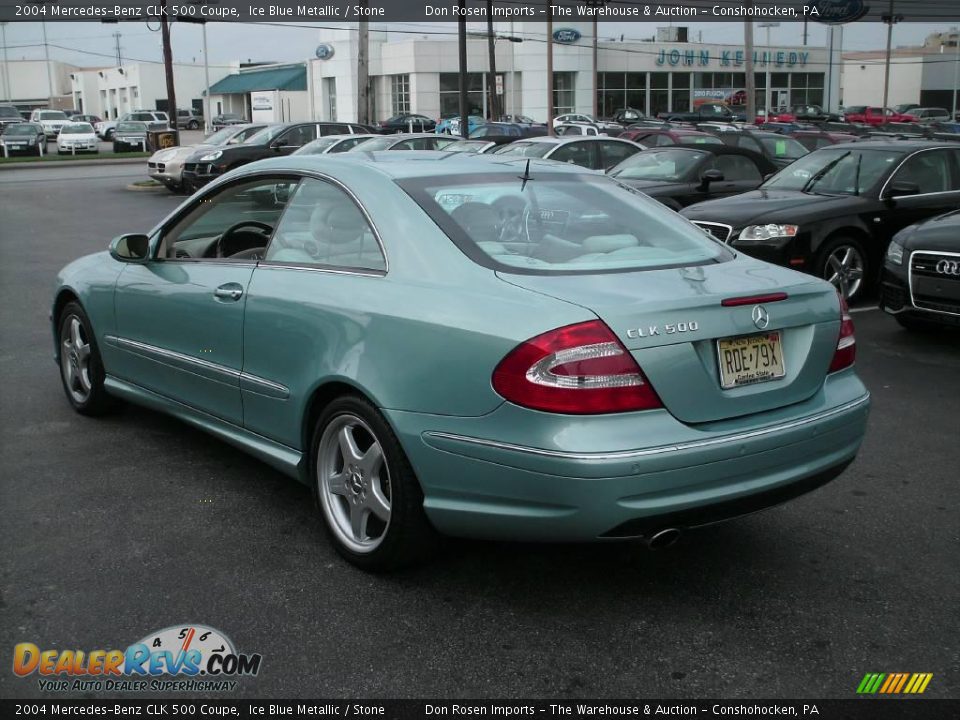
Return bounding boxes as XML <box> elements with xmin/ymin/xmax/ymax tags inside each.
<box><xmin>214</xmin><ymin>285</ymin><xmax>243</xmax><ymax>301</ymax></box>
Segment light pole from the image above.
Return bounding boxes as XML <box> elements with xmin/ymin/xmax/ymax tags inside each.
<box><xmin>0</xmin><ymin>22</ymin><xmax>10</xmax><ymax>103</ymax></box>
<box><xmin>42</xmin><ymin>22</ymin><xmax>54</xmax><ymax>106</ymax></box>
<box><xmin>758</xmin><ymin>22</ymin><xmax>779</xmax><ymax>114</ymax></box>
<box><xmin>202</xmin><ymin>22</ymin><xmax>210</xmax><ymax>132</ymax></box>
<box><xmin>881</xmin><ymin>0</ymin><xmax>903</xmax><ymax>113</ymax></box>
<box><xmin>952</xmin><ymin>27</ymin><xmax>959</xmax><ymax>121</ymax></box>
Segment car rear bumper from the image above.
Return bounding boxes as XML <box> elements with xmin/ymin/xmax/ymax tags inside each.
<box><xmin>386</xmin><ymin>371</ymin><xmax>870</xmax><ymax>542</ymax></box>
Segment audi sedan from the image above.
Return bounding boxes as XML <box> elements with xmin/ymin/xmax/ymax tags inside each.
<box><xmin>52</xmin><ymin>153</ymin><xmax>869</xmax><ymax>570</ymax></box>
<box><xmin>881</xmin><ymin>210</ymin><xmax>960</xmax><ymax>329</ymax></box>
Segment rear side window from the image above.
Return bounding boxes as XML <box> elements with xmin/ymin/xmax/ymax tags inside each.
<box><xmin>265</xmin><ymin>178</ymin><xmax>385</xmax><ymax>272</ymax></box>
<box><xmin>399</xmin><ymin>172</ymin><xmax>732</xmax><ymax>275</ymax></box>
<box><xmin>714</xmin><ymin>154</ymin><xmax>762</xmax><ymax>181</ymax></box>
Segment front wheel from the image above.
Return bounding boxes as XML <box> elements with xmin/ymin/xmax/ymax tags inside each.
<box><xmin>311</xmin><ymin>396</ymin><xmax>436</xmax><ymax>570</ymax></box>
<box><xmin>58</xmin><ymin>302</ymin><xmax>113</xmax><ymax>416</ymax></box>
<box><xmin>815</xmin><ymin>236</ymin><xmax>868</xmax><ymax>301</ymax></box>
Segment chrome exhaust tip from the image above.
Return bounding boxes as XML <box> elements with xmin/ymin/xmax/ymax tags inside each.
<box><xmin>646</xmin><ymin>528</ymin><xmax>682</xmax><ymax>550</ymax></box>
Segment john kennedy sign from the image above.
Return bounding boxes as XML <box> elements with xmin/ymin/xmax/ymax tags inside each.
<box><xmin>656</xmin><ymin>48</ymin><xmax>811</xmax><ymax>68</ymax></box>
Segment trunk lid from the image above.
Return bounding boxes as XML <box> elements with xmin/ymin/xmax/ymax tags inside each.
<box><xmin>498</xmin><ymin>257</ymin><xmax>841</xmax><ymax>424</ymax></box>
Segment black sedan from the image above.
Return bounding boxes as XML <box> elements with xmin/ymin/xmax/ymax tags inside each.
<box><xmin>1</xmin><ymin>122</ymin><xmax>47</xmax><ymax>155</ymax></box>
<box><xmin>881</xmin><ymin>210</ymin><xmax>960</xmax><ymax>329</ymax></box>
<box><xmin>181</xmin><ymin>122</ymin><xmax>326</xmax><ymax>190</ymax></box>
<box><xmin>707</xmin><ymin>128</ymin><xmax>809</xmax><ymax>169</ymax></box>
<box><xmin>377</xmin><ymin>114</ymin><xmax>436</xmax><ymax>134</ymax></box>
<box><xmin>607</xmin><ymin>146</ymin><xmax>777</xmax><ymax>210</ymax></box>
<box><xmin>681</xmin><ymin>141</ymin><xmax>960</xmax><ymax>300</ymax></box>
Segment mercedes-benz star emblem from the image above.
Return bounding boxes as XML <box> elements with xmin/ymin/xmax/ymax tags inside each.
<box><xmin>935</xmin><ymin>259</ymin><xmax>960</xmax><ymax>276</ymax></box>
<box><xmin>752</xmin><ymin>305</ymin><xmax>770</xmax><ymax>330</ymax></box>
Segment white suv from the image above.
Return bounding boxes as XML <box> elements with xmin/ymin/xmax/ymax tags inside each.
<box><xmin>29</xmin><ymin>109</ymin><xmax>71</xmax><ymax>140</ymax></box>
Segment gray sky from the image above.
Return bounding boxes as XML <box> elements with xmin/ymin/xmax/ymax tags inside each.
<box><xmin>2</xmin><ymin>20</ymin><xmax>954</xmax><ymax>70</ymax></box>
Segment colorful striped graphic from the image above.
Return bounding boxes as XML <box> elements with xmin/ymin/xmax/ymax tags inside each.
<box><xmin>857</xmin><ymin>672</ymin><xmax>933</xmax><ymax>694</ymax></box>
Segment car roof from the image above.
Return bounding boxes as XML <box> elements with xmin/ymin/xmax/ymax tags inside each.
<box><xmin>842</xmin><ymin>140</ymin><xmax>955</xmax><ymax>150</ymax></box>
<box><xmin>245</xmin><ymin>150</ymin><xmax>598</xmax><ymax>181</ymax></box>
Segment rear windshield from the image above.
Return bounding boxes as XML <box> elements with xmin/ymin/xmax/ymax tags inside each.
<box><xmin>38</xmin><ymin>111</ymin><xmax>68</xmax><ymax>120</ymax></box>
<box><xmin>0</xmin><ymin>106</ymin><xmax>20</xmax><ymax>119</ymax></box>
<box><xmin>117</xmin><ymin>122</ymin><xmax>147</xmax><ymax>132</ymax></box>
<box><xmin>757</xmin><ymin>135</ymin><xmax>809</xmax><ymax>159</ymax></box>
<box><xmin>491</xmin><ymin>142</ymin><xmax>555</xmax><ymax>158</ymax></box>
<box><xmin>3</xmin><ymin>124</ymin><xmax>36</xmax><ymax>136</ymax></box>
<box><xmin>62</xmin><ymin>123</ymin><xmax>94</xmax><ymax>134</ymax></box>
<box><xmin>398</xmin><ymin>172</ymin><xmax>732</xmax><ymax>275</ymax></box>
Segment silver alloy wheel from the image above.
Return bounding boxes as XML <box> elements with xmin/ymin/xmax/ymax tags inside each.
<box><xmin>317</xmin><ymin>413</ymin><xmax>392</xmax><ymax>554</ymax></box>
<box><xmin>823</xmin><ymin>244</ymin><xmax>865</xmax><ymax>299</ymax></box>
<box><xmin>60</xmin><ymin>315</ymin><xmax>93</xmax><ymax>404</ymax></box>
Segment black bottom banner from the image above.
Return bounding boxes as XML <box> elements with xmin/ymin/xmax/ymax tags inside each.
<box><xmin>1</xmin><ymin>699</ymin><xmax>957</xmax><ymax>720</ymax></box>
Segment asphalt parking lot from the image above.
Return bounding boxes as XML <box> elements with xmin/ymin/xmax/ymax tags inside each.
<box><xmin>0</xmin><ymin>162</ymin><xmax>957</xmax><ymax>700</ymax></box>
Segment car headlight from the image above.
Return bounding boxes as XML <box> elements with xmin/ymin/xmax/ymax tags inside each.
<box><xmin>886</xmin><ymin>240</ymin><xmax>904</xmax><ymax>266</ymax></box>
<box><xmin>198</xmin><ymin>150</ymin><xmax>222</xmax><ymax>161</ymax></box>
<box><xmin>738</xmin><ymin>224</ymin><xmax>799</xmax><ymax>242</ymax></box>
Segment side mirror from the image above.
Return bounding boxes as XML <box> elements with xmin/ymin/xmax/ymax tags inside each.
<box><xmin>699</xmin><ymin>168</ymin><xmax>724</xmax><ymax>189</ymax></box>
<box><xmin>109</xmin><ymin>233</ymin><xmax>150</xmax><ymax>262</ymax></box>
<box><xmin>886</xmin><ymin>180</ymin><xmax>920</xmax><ymax>198</ymax></box>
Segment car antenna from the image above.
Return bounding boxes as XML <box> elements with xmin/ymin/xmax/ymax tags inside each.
<box><xmin>519</xmin><ymin>159</ymin><xmax>533</xmax><ymax>191</ymax></box>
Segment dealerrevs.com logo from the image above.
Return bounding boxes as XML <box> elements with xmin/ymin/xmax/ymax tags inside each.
<box><xmin>13</xmin><ymin>624</ymin><xmax>262</xmax><ymax>692</ymax></box>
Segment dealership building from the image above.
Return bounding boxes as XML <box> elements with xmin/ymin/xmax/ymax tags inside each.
<box><xmin>307</xmin><ymin>23</ymin><xmax>840</xmax><ymax>123</ymax></box>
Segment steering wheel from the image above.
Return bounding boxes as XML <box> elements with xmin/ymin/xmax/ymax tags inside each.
<box><xmin>216</xmin><ymin>220</ymin><xmax>273</xmax><ymax>259</ymax></box>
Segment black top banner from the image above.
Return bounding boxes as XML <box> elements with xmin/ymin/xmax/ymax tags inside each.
<box><xmin>1</xmin><ymin>0</ymin><xmax>959</xmax><ymax>24</ymax></box>
<box><xmin>1</xmin><ymin>699</ymin><xmax>959</xmax><ymax>720</ymax></box>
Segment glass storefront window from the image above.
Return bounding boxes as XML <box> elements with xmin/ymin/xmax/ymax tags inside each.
<box><xmin>553</xmin><ymin>72</ymin><xmax>576</xmax><ymax>115</ymax></box>
<box><xmin>597</xmin><ymin>72</ymin><xmax>647</xmax><ymax>118</ymax></box>
<box><xmin>439</xmin><ymin>72</ymin><xmax>504</xmax><ymax>117</ymax></box>
<box><xmin>391</xmin><ymin>74</ymin><xmax>410</xmax><ymax>115</ymax></box>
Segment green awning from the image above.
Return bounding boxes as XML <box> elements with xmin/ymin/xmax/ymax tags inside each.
<box><xmin>209</xmin><ymin>66</ymin><xmax>306</xmax><ymax>95</ymax></box>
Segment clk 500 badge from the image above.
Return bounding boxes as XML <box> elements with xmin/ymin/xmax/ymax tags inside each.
<box><xmin>626</xmin><ymin>321</ymin><xmax>699</xmax><ymax>339</ymax></box>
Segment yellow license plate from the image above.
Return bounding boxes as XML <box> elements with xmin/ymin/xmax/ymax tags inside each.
<box><xmin>717</xmin><ymin>332</ymin><xmax>786</xmax><ymax>389</ymax></box>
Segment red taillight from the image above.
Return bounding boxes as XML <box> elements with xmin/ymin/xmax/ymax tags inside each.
<box><xmin>829</xmin><ymin>294</ymin><xmax>856</xmax><ymax>373</ymax></box>
<box><xmin>492</xmin><ymin>320</ymin><xmax>662</xmax><ymax>414</ymax></box>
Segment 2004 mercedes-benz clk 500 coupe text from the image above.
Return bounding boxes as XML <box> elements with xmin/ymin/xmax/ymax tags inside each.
<box><xmin>52</xmin><ymin>153</ymin><xmax>870</xmax><ymax>570</ymax></box>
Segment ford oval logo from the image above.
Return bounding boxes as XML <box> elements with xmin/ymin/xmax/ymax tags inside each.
<box><xmin>552</xmin><ymin>28</ymin><xmax>582</xmax><ymax>44</ymax></box>
<box><xmin>812</xmin><ymin>0</ymin><xmax>869</xmax><ymax>25</ymax></box>
<box><xmin>315</xmin><ymin>44</ymin><xmax>335</xmax><ymax>60</ymax></box>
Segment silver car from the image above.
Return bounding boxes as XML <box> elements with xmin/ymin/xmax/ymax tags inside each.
<box><xmin>147</xmin><ymin>123</ymin><xmax>266</xmax><ymax>193</ymax></box>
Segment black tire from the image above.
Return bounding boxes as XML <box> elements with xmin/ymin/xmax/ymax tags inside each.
<box><xmin>57</xmin><ymin>301</ymin><xmax>113</xmax><ymax>416</ymax></box>
<box><xmin>310</xmin><ymin>395</ymin><xmax>437</xmax><ymax>571</ymax></box>
<box><xmin>104</xmin><ymin>129</ymin><xmax>114</xmax><ymax>141</ymax></box>
<box><xmin>187</xmin><ymin>120</ymin><xmax>199</xmax><ymax>130</ymax></box>
<box><xmin>165</xmin><ymin>182</ymin><xmax>183</xmax><ymax>194</ymax></box>
<box><xmin>814</xmin><ymin>236</ymin><xmax>869</xmax><ymax>301</ymax></box>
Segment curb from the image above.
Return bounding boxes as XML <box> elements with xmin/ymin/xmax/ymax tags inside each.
<box><xmin>0</xmin><ymin>157</ymin><xmax>148</xmax><ymax>170</ymax></box>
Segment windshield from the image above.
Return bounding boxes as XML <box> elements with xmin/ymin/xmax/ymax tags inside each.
<box><xmin>762</xmin><ymin>147</ymin><xmax>904</xmax><ymax>195</ymax></box>
<box><xmin>3</xmin><ymin>124</ymin><xmax>36</xmax><ymax>136</ymax></box>
<box><xmin>443</xmin><ymin>140</ymin><xmax>489</xmax><ymax>153</ymax></box>
<box><xmin>116</xmin><ymin>122</ymin><xmax>147</xmax><ymax>132</ymax></box>
<box><xmin>758</xmin><ymin>135</ymin><xmax>809</xmax><ymax>160</ymax></box>
<box><xmin>347</xmin><ymin>136</ymin><xmax>400</xmax><ymax>151</ymax></box>
<box><xmin>38</xmin><ymin>111</ymin><xmax>68</xmax><ymax>121</ymax></box>
<box><xmin>61</xmin><ymin>123</ymin><xmax>94</xmax><ymax>134</ymax></box>
<box><xmin>608</xmin><ymin>149</ymin><xmax>708</xmax><ymax>181</ymax></box>
<box><xmin>244</xmin><ymin>125</ymin><xmax>286</xmax><ymax>145</ymax></box>
<box><xmin>294</xmin><ymin>137</ymin><xmax>341</xmax><ymax>155</ymax></box>
<box><xmin>204</xmin><ymin>127</ymin><xmax>242</xmax><ymax>145</ymax></box>
<box><xmin>492</xmin><ymin>142</ymin><xmax>554</xmax><ymax>158</ymax></box>
<box><xmin>399</xmin><ymin>172</ymin><xmax>731</xmax><ymax>274</ymax></box>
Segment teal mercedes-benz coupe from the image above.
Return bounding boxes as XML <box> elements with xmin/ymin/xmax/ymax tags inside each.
<box><xmin>52</xmin><ymin>152</ymin><xmax>870</xmax><ymax>569</ymax></box>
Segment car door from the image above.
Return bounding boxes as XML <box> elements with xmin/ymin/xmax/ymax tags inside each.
<box><xmin>272</xmin><ymin>124</ymin><xmax>318</xmax><ymax>154</ymax></box>
<box><xmin>598</xmin><ymin>140</ymin><xmax>640</xmax><ymax>171</ymax></box>
<box><xmin>707</xmin><ymin>152</ymin><xmax>765</xmax><ymax>199</ymax></box>
<box><xmin>239</xmin><ymin>177</ymin><xmax>388</xmax><ymax>447</ymax></box>
<box><xmin>548</xmin><ymin>141</ymin><xmax>598</xmax><ymax>170</ymax></box>
<box><xmin>872</xmin><ymin>148</ymin><xmax>960</xmax><ymax>248</ymax></box>
<box><xmin>110</xmin><ymin>175</ymin><xmax>297</xmax><ymax>425</ymax></box>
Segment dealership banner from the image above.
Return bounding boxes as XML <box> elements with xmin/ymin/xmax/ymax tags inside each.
<box><xmin>2</xmin><ymin>0</ymin><xmax>959</xmax><ymax>24</ymax></box>
<box><xmin>1</xmin><ymin>700</ymin><xmax>958</xmax><ymax>719</ymax></box>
